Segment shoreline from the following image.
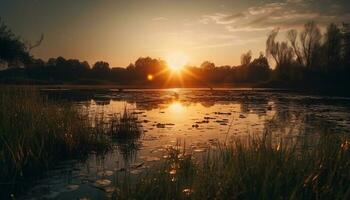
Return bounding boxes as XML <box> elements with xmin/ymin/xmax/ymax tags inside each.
<box><xmin>1</xmin><ymin>83</ymin><xmax>349</xmax><ymax>97</ymax></box>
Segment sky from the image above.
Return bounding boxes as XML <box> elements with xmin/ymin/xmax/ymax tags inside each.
<box><xmin>1</xmin><ymin>0</ymin><xmax>349</xmax><ymax>67</ymax></box>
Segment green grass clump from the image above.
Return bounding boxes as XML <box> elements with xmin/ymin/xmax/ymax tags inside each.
<box><xmin>0</xmin><ymin>87</ymin><xmax>110</xmax><ymax>195</ymax></box>
<box><xmin>106</xmin><ymin>107</ymin><xmax>143</xmax><ymax>159</ymax></box>
<box><xmin>108</xmin><ymin>107</ymin><xmax>143</xmax><ymax>140</ymax></box>
<box><xmin>114</xmin><ymin>134</ymin><xmax>350</xmax><ymax>200</ymax></box>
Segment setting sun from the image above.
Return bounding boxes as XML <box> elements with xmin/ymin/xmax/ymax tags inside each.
<box><xmin>165</xmin><ymin>52</ymin><xmax>188</xmax><ymax>72</ymax></box>
<box><xmin>147</xmin><ymin>74</ymin><xmax>154</xmax><ymax>81</ymax></box>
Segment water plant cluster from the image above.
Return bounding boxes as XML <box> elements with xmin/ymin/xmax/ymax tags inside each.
<box><xmin>108</xmin><ymin>107</ymin><xmax>143</xmax><ymax>140</ymax></box>
<box><xmin>0</xmin><ymin>87</ymin><xmax>141</xmax><ymax>197</ymax></box>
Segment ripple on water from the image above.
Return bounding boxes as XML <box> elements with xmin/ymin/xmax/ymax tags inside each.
<box><xmin>97</xmin><ymin>170</ymin><xmax>114</xmax><ymax>177</ymax></box>
<box><xmin>104</xmin><ymin>186</ymin><xmax>116</xmax><ymax>193</ymax></box>
<box><xmin>193</xmin><ymin>149</ymin><xmax>206</xmax><ymax>153</ymax></box>
<box><xmin>65</xmin><ymin>184</ymin><xmax>79</xmax><ymax>192</ymax></box>
<box><xmin>140</xmin><ymin>155</ymin><xmax>161</xmax><ymax>162</ymax></box>
<box><xmin>94</xmin><ymin>179</ymin><xmax>111</xmax><ymax>187</ymax></box>
<box><xmin>130</xmin><ymin>169</ymin><xmax>143</xmax><ymax>174</ymax></box>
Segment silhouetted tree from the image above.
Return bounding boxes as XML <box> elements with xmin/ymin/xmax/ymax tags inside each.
<box><xmin>287</xmin><ymin>29</ymin><xmax>303</xmax><ymax>66</ymax></box>
<box><xmin>93</xmin><ymin>61</ymin><xmax>110</xmax><ymax>72</ymax></box>
<box><xmin>92</xmin><ymin>61</ymin><xmax>110</xmax><ymax>79</ymax></box>
<box><xmin>200</xmin><ymin>61</ymin><xmax>215</xmax><ymax>70</ymax></box>
<box><xmin>247</xmin><ymin>53</ymin><xmax>270</xmax><ymax>82</ymax></box>
<box><xmin>126</xmin><ymin>63</ymin><xmax>135</xmax><ymax>71</ymax></box>
<box><xmin>133</xmin><ymin>57</ymin><xmax>167</xmax><ymax>83</ymax></box>
<box><xmin>287</xmin><ymin>22</ymin><xmax>322</xmax><ymax>68</ymax></box>
<box><xmin>39</xmin><ymin>57</ymin><xmax>91</xmax><ymax>81</ymax></box>
<box><xmin>24</xmin><ymin>34</ymin><xmax>44</xmax><ymax>53</ymax></box>
<box><xmin>324</xmin><ymin>23</ymin><xmax>342</xmax><ymax>68</ymax></box>
<box><xmin>135</xmin><ymin>57</ymin><xmax>165</xmax><ymax>74</ymax></box>
<box><xmin>266</xmin><ymin>29</ymin><xmax>294</xmax><ymax>76</ymax></box>
<box><xmin>300</xmin><ymin>21</ymin><xmax>322</xmax><ymax>68</ymax></box>
<box><xmin>0</xmin><ymin>18</ymin><xmax>30</xmax><ymax>67</ymax></box>
<box><xmin>241</xmin><ymin>50</ymin><xmax>252</xmax><ymax>65</ymax></box>
<box><xmin>341</xmin><ymin>23</ymin><xmax>350</xmax><ymax>67</ymax></box>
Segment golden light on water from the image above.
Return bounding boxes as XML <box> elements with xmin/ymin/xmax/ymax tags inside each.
<box><xmin>170</xmin><ymin>88</ymin><xmax>180</xmax><ymax>92</ymax></box>
<box><xmin>165</xmin><ymin>52</ymin><xmax>188</xmax><ymax>72</ymax></box>
<box><xmin>168</xmin><ymin>101</ymin><xmax>185</xmax><ymax>113</ymax></box>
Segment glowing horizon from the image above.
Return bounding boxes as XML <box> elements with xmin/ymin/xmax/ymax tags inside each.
<box><xmin>1</xmin><ymin>0</ymin><xmax>349</xmax><ymax>67</ymax></box>
<box><xmin>165</xmin><ymin>51</ymin><xmax>188</xmax><ymax>72</ymax></box>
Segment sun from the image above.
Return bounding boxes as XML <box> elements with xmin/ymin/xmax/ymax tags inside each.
<box><xmin>147</xmin><ymin>74</ymin><xmax>154</xmax><ymax>81</ymax></box>
<box><xmin>165</xmin><ymin>52</ymin><xmax>188</xmax><ymax>72</ymax></box>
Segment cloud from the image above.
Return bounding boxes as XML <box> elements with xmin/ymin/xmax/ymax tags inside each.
<box><xmin>247</xmin><ymin>2</ymin><xmax>285</xmax><ymax>16</ymax></box>
<box><xmin>225</xmin><ymin>25</ymin><xmax>271</xmax><ymax>33</ymax></box>
<box><xmin>286</xmin><ymin>0</ymin><xmax>304</xmax><ymax>3</ymax></box>
<box><xmin>152</xmin><ymin>17</ymin><xmax>168</xmax><ymax>21</ymax></box>
<box><xmin>200</xmin><ymin>12</ymin><xmax>245</xmax><ymax>25</ymax></box>
<box><xmin>150</xmin><ymin>36</ymin><xmax>265</xmax><ymax>53</ymax></box>
<box><xmin>189</xmin><ymin>36</ymin><xmax>266</xmax><ymax>50</ymax></box>
<box><xmin>200</xmin><ymin>0</ymin><xmax>350</xmax><ymax>32</ymax></box>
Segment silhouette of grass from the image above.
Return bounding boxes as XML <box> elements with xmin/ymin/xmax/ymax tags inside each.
<box><xmin>114</xmin><ymin>133</ymin><xmax>350</xmax><ymax>200</ymax></box>
<box><xmin>97</xmin><ymin>107</ymin><xmax>144</xmax><ymax>160</ymax></box>
<box><xmin>0</xmin><ymin>87</ymin><xmax>111</xmax><ymax>195</ymax></box>
<box><xmin>108</xmin><ymin>107</ymin><xmax>143</xmax><ymax>140</ymax></box>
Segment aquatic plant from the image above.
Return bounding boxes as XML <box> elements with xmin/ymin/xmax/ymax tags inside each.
<box><xmin>107</xmin><ymin>107</ymin><xmax>143</xmax><ymax>160</ymax></box>
<box><xmin>113</xmin><ymin>133</ymin><xmax>350</xmax><ymax>200</ymax></box>
<box><xmin>0</xmin><ymin>87</ymin><xmax>110</xmax><ymax>196</ymax></box>
<box><xmin>108</xmin><ymin>107</ymin><xmax>143</xmax><ymax>140</ymax></box>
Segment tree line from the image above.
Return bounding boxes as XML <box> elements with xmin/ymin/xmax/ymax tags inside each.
<box><xmin>265</xmin><ymin>21</ymin><xmax>350</xmax><ymax>90</ymax></box>
<box><xmin>0</xmin><ymin>18</ymin><xmax>349</xmax><ymax>93</ymax></box>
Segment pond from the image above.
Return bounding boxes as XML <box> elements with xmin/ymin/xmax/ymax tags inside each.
<box><xmin>22</xmin><ymin>88</ymin><xmax>350</xmax><ymax>199</ymax></box>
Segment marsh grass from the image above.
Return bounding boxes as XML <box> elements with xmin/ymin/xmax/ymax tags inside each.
<box><xmin>114</xmin><ymin>133</ymin><xmax>350</xmax><ymax>200</ymax></box>
<box><xmin>108</xmin><ymin>107</ymin><xmax>143</xmax><ymax>140</ymax></box>
<box><xmin>0</xmin><ymin>87</ymin><xmax>111</xmax><ymax>196</ymax></box>
<box><xmin>107</xmin><ymin>107</ymin><xmax>143</xmax><ymax>160</ymax></box>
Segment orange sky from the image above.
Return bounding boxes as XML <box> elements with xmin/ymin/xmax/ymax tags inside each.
<box><xmin>1</xmin><ymin>0</ymin><xmax>349</xmax><ymax>67</ymax></box>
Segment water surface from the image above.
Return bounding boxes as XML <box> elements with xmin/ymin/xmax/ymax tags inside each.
<box><xmin>23</xmin><ymin>89</ymin><xmax>350</xmax><ymax>199</ymax></box>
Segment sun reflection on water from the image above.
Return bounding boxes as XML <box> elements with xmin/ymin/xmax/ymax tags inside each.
<box><xmin>23</xmin><ymin>90</ymin><xmax>350</xmax><ymax>199</ymax></box>
<box><xmin>168</xmin><ymin>101</ymin><xmax>185</xmax><ymax>114</ymax></box>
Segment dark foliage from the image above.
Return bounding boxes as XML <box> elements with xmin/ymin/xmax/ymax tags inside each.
<box><xmin>0</xmin><ymin>18</ymin><xmax>31</xmax><ymax>67</ymax></box>
<box><xmin>0</xmin><ymin>20</ymin><xmax>349</xmax><ymax>95</ymax></box>
<box><xmin>265</xmin><ymin>21</ymin><xmax>350</xmax><ymax>95</ymax></box>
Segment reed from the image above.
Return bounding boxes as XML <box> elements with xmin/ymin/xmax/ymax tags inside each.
<box><xmin>0</xmin><ymin>87</ymin><xmax>110</xmax><ymax>194</ymax></box>
<box><xmin>108</xmin><ymin>107</ymin><xmax>143</xmax><ymax>140</ymax></box>
<box><xmin>114</xmin><ymin>133</ymin><xmax>350</xmax><ymax>200</ymax></box>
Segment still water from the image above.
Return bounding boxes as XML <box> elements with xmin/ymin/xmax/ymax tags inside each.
<box><xmin>22</xmin><ymin>88</ymin><xmax>350</xmax><ymax>199</ymax></box>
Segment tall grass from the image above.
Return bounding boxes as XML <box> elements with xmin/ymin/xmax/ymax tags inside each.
<box><xmin>114</xmin><ymin>133</ymin><xmax>350</xmax><ymax>200</ymax></box>
<box><xmin>107</xmin><ymin>107</ymin><xmax>143</xmax><ymax>160</ymax></box>
<box><xmin>108</xmin><ymin>107</ymin><xmax>143</xmax><ymax>140</ymax></box>
<box><xmin>0</xmin><ymin>87</ymin><xmax>110</xmax><ymax>195</ymax></box>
